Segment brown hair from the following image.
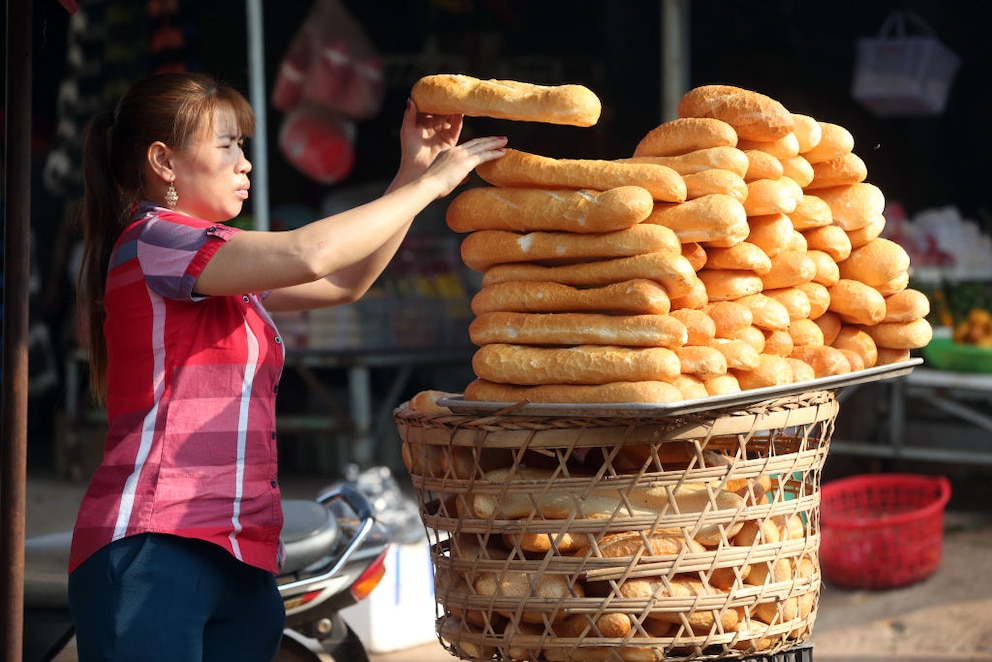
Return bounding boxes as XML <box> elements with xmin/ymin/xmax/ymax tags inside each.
<box><xmin>76</xmin><ymin>72</ymin><xmax>255</xmax><ymax>402</ymax></box>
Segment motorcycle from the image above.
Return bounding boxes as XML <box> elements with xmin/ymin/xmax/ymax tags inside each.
<box><xmin>22</xmin><ymin>482</ymin><xmax>391</xmax><ymax>662</ymax></box>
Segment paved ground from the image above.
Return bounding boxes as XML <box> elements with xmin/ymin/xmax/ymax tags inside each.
<box><xmin>20</xmin><ymin>466</ymin><xmax>992</xmax><ymax>662</ymax></box>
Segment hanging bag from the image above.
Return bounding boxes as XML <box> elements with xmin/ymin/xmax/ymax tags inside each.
<box><xmin>851</xmin><ymin>10</ymin><xmax>961</xmax><ymax>117</ymax></box>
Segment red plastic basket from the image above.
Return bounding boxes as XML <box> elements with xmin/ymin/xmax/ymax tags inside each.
<box><xmin>819</xmin><ymin>473</ymin><xmax>951</xmax><ymax>589</ymax></box>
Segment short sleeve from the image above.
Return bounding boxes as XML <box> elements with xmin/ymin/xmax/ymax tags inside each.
<box><xmin>136</xmin><ymin>213</ymin><xmax>242</xmax><ymax>301</ymax></box>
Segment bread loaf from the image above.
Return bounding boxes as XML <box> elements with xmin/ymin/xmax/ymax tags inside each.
<box><xmin>621</xmin><ymin>146</ymin><xmax>750</xmax><ymax>177</ymax></box>
<box><xmin>814</xmin><ymin>183</ymin><xmax>885</xmax><ymax>231</ymax></box>
<box><xmin>733</xmin><ymin>353</ymin><xmax>795</xmax><ymax>389</ymax></box>
<box><xmin>791</xmin><ymin>113</ymin><xmax>823</xmax><ymax>153</ymax></box>
<box><xmin>744</xmin><ymin>177</ymin><xmax>804</xmax><ymax>216</ymax></box>
<box><xmin>806</xmin><ymin>152</ymin><xmax>868</xmax><ymax>189</ymax></box>
<box><xmin>828</xmin><ymin>279</ymin><xmax>886</xmax><ymax>326</ymax></box>
<box><xmin>645</xmin><ymin>194</ymin><xmax>750</xmax><ymax>247</ymax></box>
<box><xmin>446</xmin><ymin>185</ymin><xmax>655</xmax><ymax>234</ymax></box>
<box><xmin>697</xmin><ymin>269</ymin><xmax>764</xmax><ymax>302</ymax></box>
<box><xmin>469</xmin><ymin>311</ymin><xmax>689</xmax><ymax>348</ymax></box>
<box><xmin>475</xmin><ymin>148</ymin><xmax>687</xmax><ymax>202</ymax></box>
<box><xmin>862</xmin><ymin>317</ymin><xmax>933</xmax><ymax>350</ymax></box>
<box><xmin>788</xmin><ymin>194</ymin><xmax>833</xmax><ymax>230</ymax></box>
<box><xmin>760</xmin><ymin>249</ymin><xmax>817</xmax><ymax>290</ymax></box>
<box><xmin>464</xmin><ymin>378</ymin><xmax>684</xmax><ymax>404</ymax></box>
<box><xmin>704</xmin><ymin>242</ymin><xmax>772</xmax><ymax>274</ymax></box>
<box><xmin>746</xmin><ymin>213</ymin><xmax>794</xmax><ymax>258</ymax></box>
<box><xmin>472</xmin><ymin>343</ymin><xmax>682</xmax><ymax>385</ymax></box>
<box><xmin>682</xmin><ymin>169</ymin><xmax>749</xmax><ymax>201</ymax></box>
<box><xmin>737</xmin><ymin>132</ymin><xmax>800</xmax><ymax>159</ymax></box>
<box><xmin>459</xmin><ymin>223</ymin><xmax>680</xmax><ymax>272</ymax></box>
<box><xmin>482</xmin><ymin>251</ymin><xmax>699</xmax><ymax>299</ymax></box>
<box><xmin>471</xmin><ymin>279</ymin><xmax>672</xmax><ymax>315</ymax></box>
<box><xmin>633</xmin><ymin>117</ymin><xmax>738</xmax><ymax>157</ymax></box>
<box><xmin>677</xmin><ymin>84</ymin><xmax>795</xmax><ymax>141</ymax></box>
<box><xmin>847</xmin><ymin>214</ymin><xmax>887</xmax><ymax>248</ymax></box>
<box><xmin>802</xmin><ymin>121</ymin><xmax>854</xmax><ymax>164</ymax></box>
<box><xmin>762</xmin><ymin>328</ymin><xmax>795</xmax><ymax>357</ymax></box>
<box><xmin>798</xmin><ymin>280</ymin><xmax>832</xmax><ymax>318</ymax></box>
<box><xmin>704</xmin><ymin>300</ymin><xmax>754</xmax><ymax>338</ymax></box>
<box><xmin>831</xmin><ymin>326</ymin><xmax>879</xmax><ymax>368</ymax></box>
<box><xmin>737</xmin><ymin>293</ymin><xmax>792</xmax><ymax>331</ymax></box>
<box><xmin>411</xmin><ymin>73</ymin><xmax>602</xmax><ymax>126</ymax></box>
<box><xmin>670</xmin><ymin>308</ymin><xmax>717</xmax><ymax>345</ymax></box>
<box><xmin>743</xmin><ymin>149</ymin><xmax>785</xmax><ymax>182</ymax></box>
<box><xmin>780</xmin><ymin>155</ymin><xmax>815</xmax><ymax>187</ymax></box>
<box><xmin>837</xmin><ymin>238</ymin><xmax>911</xmax><ymax>288</ymax></box>
<box><xmin>883</xmin><ymin>288</ymin><xmax>930</xmax><ymax>322</ymax></box>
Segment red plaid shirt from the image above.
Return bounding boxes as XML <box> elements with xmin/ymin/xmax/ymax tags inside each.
<box><xmin>70</xmin><ymin>203</ymin><xmax>285</xmax><ymax>574</ymax></box>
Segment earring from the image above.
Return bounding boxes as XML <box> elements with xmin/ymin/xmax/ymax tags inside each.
<box><xmin>165</xmin><ymin>181</ymin><xmax>179</xmax><ymax>209</ymax></box>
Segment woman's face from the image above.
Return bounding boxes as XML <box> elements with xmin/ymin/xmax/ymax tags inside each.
<box><xmin>170</xmin><ymin>105</ymin><xmax>252</xmax><ymax>222</ymax></box>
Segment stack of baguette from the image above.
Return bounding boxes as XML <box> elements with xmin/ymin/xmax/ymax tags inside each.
<box><xmin>415</xmin><ymin>75</ymin><xmax>932</xmax><ymax>404</ymax></box>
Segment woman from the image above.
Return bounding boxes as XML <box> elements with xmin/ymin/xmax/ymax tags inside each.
<box><xmin>67</xmin><ymin>71</ymin><xmax>505</xmax><ymax>660</ymax></box>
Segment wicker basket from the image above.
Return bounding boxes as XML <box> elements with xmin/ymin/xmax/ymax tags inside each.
<box><xmin>394</xmin><ymin>390</ymin><xmax>838</xmax><ymax>661</ymax></box>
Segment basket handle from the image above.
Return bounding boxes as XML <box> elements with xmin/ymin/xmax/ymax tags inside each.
<box><xmin>877</xmin><ymin>10</ymin><xmax>938</xmax><ymax>39</ymax></box>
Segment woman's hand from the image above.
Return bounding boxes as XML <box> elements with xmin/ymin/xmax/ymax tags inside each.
<box><xmin>390</xmin><ymin>99</ymin><xmax>506</xmax><ymax>193</ymax></box>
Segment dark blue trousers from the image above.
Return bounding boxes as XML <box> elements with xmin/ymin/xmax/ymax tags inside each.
<box><xmin>68</xmin><ymin>533</ymin><xmax>285</xmax><ymax>661</ymax></box>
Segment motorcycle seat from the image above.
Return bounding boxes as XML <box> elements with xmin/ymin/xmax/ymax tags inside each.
<box><xmin>280</xmin><ymin>499</ymin><xmax>341</xmax><ymax>573</ymax></box>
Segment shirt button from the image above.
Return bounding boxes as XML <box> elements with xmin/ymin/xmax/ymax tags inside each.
<box><xmin>271</xmin><ymin>431</ymin><xmax>277</xmax><ymax>439</ymax></box>
<box><xmin>274</xmin><ymin>336</ymin><xmax>282</xmax><ymax>344</ymax></box>
<box><xmin>273</xmin><ymin>384</ymin><xmax>279</xmax><ymax>393</ymax></box>
<box><xmin>243</xmin><ymin>295</ymin><xmax>250</xmax><ymax>303</ymax></box>
<box><xmin>270</xmin><ymin>480</ymin><xmax>278</xmax><ymax>488</ymax></box>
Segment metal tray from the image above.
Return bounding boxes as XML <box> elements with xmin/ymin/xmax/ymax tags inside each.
<box><xmin>438</xmin><ymin>358</ymin><xmax>922</xmax><ymax>418</ymax></box>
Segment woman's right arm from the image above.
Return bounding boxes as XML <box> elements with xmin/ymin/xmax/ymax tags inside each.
<box><xmin>194</xmin><ymin>133</ymin><xmax>506</xmax><ymax>307</ymax></box>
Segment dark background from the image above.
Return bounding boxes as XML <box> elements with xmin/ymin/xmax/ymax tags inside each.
<box><xmin>5</xmin><ymin>0</ymin><xmax>989</xmax><ymax>471</ymax></box>
<box><xmin>13</xmin><ymin>0</ymin><xmax>989</xmax><ymax>231</ymax></box>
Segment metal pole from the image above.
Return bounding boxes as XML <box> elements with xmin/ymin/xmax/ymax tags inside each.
<box><xmin>660</xmin><ymin>0</ymin><xmax>690</xmax><ymax>122</ymax></box>
<box><xmin>1</xmin><ymin>0</ymin><xmax>34</xmax><ymax>658</ymax></box>
<box><xmin>246</xmin><ymin>0</ymin><xmax>270</xmax><ymax>231</ymax></box>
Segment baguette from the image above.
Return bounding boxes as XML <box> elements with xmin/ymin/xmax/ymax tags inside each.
<box><xmin>837</xmin><ymin>238</ymin><xmax>911</xmax><ymax>288</ymax></box>
<box><xmin>760</xmin><ymin>249</ymin><xmax>817</xmax><ymax>290</ymax></box>
<box><xmin>446</xmin><ymin>185</ymin><xmax>655</xmax><ymax>234</ymax></box>
<box><xmin>633</xmin><ymin>117</ymin><xmax>738</xmax><ymax>157</ymax></box>
<box><xmin>676</xmin><ymin>345</ymin><xmax>729</xmax><ymax>380</ymax></box>
<box><xmin>472</xmin><ymin>343</ymin><xmax>682</xmax><ymax>385</ymax></box>
<box><xmin>801</xmin><ymin>121</ymin><xmax>855</xmax><ymax>164</ymax></box>
<box><xmin>763</xmin><ymin>328</ymin><xmax>795</xmax><ymax>357</ymax></box>
<box><xmin>576</xmin><ymin>530</ymin><xmax>706</xmax><ymax>558</ymax></box>
<box><xmin>463</xmin><ymin>378</ymin><xmax>685</xmax><ymax>404</ymax></box>
<box><xmin>831</xmin><ymin>325</ymin><xmax>879</xmax><ymax>368</ymax></box>
<box><xmin>670</xmin><ymin>308</ymin><xmax>717</xmax><ymax>345</ymax></box>
<box><xmin>780</xmin><ymin>154</ymin><xmax>815</xmax><ymax>187</ymax></box>
<box><xmin>476</xmin><ymin>148</ymin><xmax>687</xmax><ymax>202</ymax></box>
<box><xmin>482</xmin><ymin>251</ymin><xmax>700</xmax><ymax>299</ymax></box>
<box><xmin>469</xmin><ymin>311</ymin><xmax>689</xmax><ymax>348</ymax></box>
<box><xmin>697</xmin><ymin>269</ymin><xmax>764</xmax><ymax>302</ymax></box>
<box><xmin>791</xmin><ymin>113</ymin><xmax>822</xmax><ymax>153</ymax></box>
<box><xmin>617</xmin><ymin>575</ymin><xmax>742</xmax><ymax>631</ymax></box>
<box><xmin>644</xmin><ymin>194</ymin><xmax>750</xmax><ymax>247</ymax></box>
<box><xmin>862</xmin><ymin>317</ymin><xmax>933</xmax><ymax>350</ymax></box>
<box><xmin>682</xmin><ymin>168</ymin><xmax>749</xmax><ymax>202</ymax></box>
<box><xmin>704</xmin><ymin>242</ymin><xmax>773</xmax><ymax>274</ymax></box>
<box><xmin>460</xmin><ymin>223</ymin><xmax>680</xmax><ymax>272</ymax></box>
<box><xmin>743</xmin><ymin>149</ymin><xmax>785</xmax><ymax>182</ymax></box>
<box><xmin>621</xmin><ymin>146</ymin><xmax>750</xmax><ymax>177</ymax></box>
<box><xmin>814</xmin><ymin>183</ymin><xmax>885</xmax><ymax>231</ymax></box>
<box><xmin>788</xmin><ymin>194</ymin><xmax>833</xmax><ymax>230</ymax></box>
<box><xmin>746</xmin><ymin>213</ymin><xmax>794</xmax><ymax>258</ymax></box>
<box><xmin>677</xmin><ymin>84</ymin><xmax>795</xmax><ymax>142</ymax></box>
<box><xmin>828</xmin><ymin>279</ymin><xmax>886</xmax><ymax>326</ymax></box>
<box><xmin>737</xmin><ymin>132</ymin><xmax>800</xmax><ymax>159</ymax></box>
<box><xmin>704</xmin><ymin>300</ymin><xmax>755</xmax><ymax>338</ymax></box>
<box><xmin>733</xmin><ymin>353</ymin><xmax>794</xmax><ymax>389</ymax></box>
<box><xmin>743</xmin><ymin>177</ymin><xmax>804</xmax><ymax>216</ymax></box>
<box><xmin>411</xmin><ymin>73</ymin><xmax>601</xmax><ymax>126</ymax></box>
<box><xmin>471</xmin><ymin>279</ymin><xmax>672</xmax><ymax>315</ymax></box>
<box><xmin>806</xmin><ymin>152</ymin><xmax>868</xmax><ymax>189</ymax></box>
<box><xmin>764</xmin><ymin>286</ymin><xmax>813</xmax><ymax>321</ymax></box>
<box><xmin>883</xmin><ymin>288</ymin><xmax>930</xmax><ymax>322</ymax></box>
<box><xmin>847</xmin><ymin>214</ymin><xmax>887</xmax><ymax>249</ymax></box>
